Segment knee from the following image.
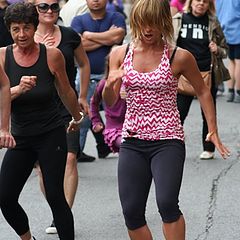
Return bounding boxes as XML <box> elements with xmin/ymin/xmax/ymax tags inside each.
<box><xmin>157</xmin><ymin>197</ymin><xmax>182</xmax><ymax>223</ymax></box>
<box><xmin>122</xmin><ymin>204</ymin><xmax>146</xmax><ymax>230</ymax></box>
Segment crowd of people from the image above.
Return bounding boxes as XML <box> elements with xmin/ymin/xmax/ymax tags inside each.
<box><xmin>0</xmin><ymin>0</ymin><xmax>235</xmax><ymax>239</ymax></box>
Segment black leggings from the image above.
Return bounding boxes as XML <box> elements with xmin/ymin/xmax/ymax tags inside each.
<box><xmin>0</xmin><ymin>127</ymin><xmax>74</xmax><ymax>240</ymax></box>
<box><xmin>118</xmin><ymin>138</ymin><xmax>185</xmax><ymax>230</ymax></box>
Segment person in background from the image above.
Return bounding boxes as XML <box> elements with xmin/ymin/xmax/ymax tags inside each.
<box><xmin>90</xmin><ymin>56</ymin><xmax>126</xmax><ymax>153</ymax></box>
<box><xmin>102</xmin><ymin>0</ymin><xmax>229</xmax><ymax>239</ymax></box>
<box><xmin>33</xmin><ymin>0</ymin><xmax>90</xmax><ymax>234</ymax></box>
<box><xmin>107</xmin><ymin>0</ymin><xmax>126</xmax><ymax>19</ymax></box>
<box><xmin>170</xmin><ymin>0</ymin><xmax>186</xmax><ymax>16</ymax></box>
<box><xmin>60</xmin><ymin>0</ymin><xmax>88</xmax><ymax>27</ymax></box>
<box><xmin>216</xmin><ymin>0</ymin><xmax>240</xmax><ymax>103</ymax></box>
<box><xmin>173</xmin><ymin>0</ymin><xmax>228</xmax><ymax>160</ymax></box>
<box><xmin>71</xmin><ymin>0</ymin><xmax>126</xmax><ymax>162</ymax></box>
<box><xmin>0</xmin><ymin>2</ymin><xmax>83</xmax><ymax>240</ymax></box>
<box><xmin>0</xmin><ymin>0</ymin><xmax>13</xmax><ymax>47</ymax></box>
<box><xmin>0</xmin><ymin>65</ymin><xmax>15</xmax><ymax>149</ymax></box>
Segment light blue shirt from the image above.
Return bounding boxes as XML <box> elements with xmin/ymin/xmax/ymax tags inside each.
<box><xmin>216</xmin><ymin>0</ymin><xmax>240</xmax><ymax>44</ymax></box>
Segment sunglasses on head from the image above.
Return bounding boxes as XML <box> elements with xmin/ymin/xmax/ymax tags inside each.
<box><xmin>36</xmin><ymin>3</ymin><xmax>60</xmax><ymax>13</ymax></box>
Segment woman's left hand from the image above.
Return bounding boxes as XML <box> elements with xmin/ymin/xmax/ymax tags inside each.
<box><xmin>206</xmin><ymin>131</ymin><xmax>230</xmax><ymax>159</ymax></box>
<box><xmin>209</xmin><ymin>41</ymin><xmax>218</xmax><ymax>54</ymax></box>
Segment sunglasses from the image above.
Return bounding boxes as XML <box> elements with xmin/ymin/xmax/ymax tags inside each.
<box><xmin>36</xmin><ymin>3</ymin><xmax>60</xmax><ymax>13</ymax></box>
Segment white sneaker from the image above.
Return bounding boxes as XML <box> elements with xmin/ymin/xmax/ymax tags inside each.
<box><xmin>200</xmin><ymin>151</ymin><xmax>214</xmax><ymax>160</ymax></box>
<box><xmin>45</xmin><ymin>221</ymin><xmax>57</xmax><ymax>234</ymax></box>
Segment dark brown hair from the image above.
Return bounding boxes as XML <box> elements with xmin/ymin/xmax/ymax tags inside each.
<box><xmin>4</xmin><ymin>2</ymin><xmax>39</xmax><ymax>30</ymax></box>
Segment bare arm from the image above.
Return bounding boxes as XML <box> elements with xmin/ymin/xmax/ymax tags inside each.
<box><xmin>0</xmin><ymin>65</ymin><xmax>16</xmax><ymax>148</ymax></box>
<box><xmin>81</xmin><ymin>36</ymin><xmax>102</xmax><ymax>52</ymax></box>
<box><xmin>10</xmin><ymin>76</ymin><xmax>37</xmax><ymax>100</ymax></box>
<box><xmin>47</xmin><ymin>47</ymin><xmax>83</xmax><ymax>131</ymax></box>
<box><xmin>172</xmin><ymin>48</ymin><xmax>230</xmax><ymax>158</ymax></box>
<box><xmin>82</xmin><ymin>26</ymin><xmax>126</xmax><ymax>47</ymax></box>
<box><xmin>102</xmin><ymin>45</ymin><xmax>126</xmax><ymax>106</ymax></box>
<box><xmin>74</xmin><ymin>43</ymin><xmax>90</xmax><ymax>114</ymax></box>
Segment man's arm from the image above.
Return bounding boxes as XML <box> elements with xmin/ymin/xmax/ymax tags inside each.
<box><xmin>82</xmin><ymin>26</ymin><xmax>126</xmax><ymax>46</ymax></box>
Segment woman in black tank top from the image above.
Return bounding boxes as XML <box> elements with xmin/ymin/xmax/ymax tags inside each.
<box><xmin>0</xmin><ymin>3</ymin><xmax>83</xmax><ymax>240</ymax></box>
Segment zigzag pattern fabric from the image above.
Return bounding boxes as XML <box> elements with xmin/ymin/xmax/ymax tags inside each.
<box><xmin>121</xmin><ymin>43</ymin><xmax>184</xmax><ymax>141</ymax></box>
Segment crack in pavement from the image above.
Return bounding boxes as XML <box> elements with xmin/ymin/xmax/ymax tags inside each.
<box><xmin>194</xmin><ymin>159</ymin><xmax>239</xmax><ymax>240</ymax></box>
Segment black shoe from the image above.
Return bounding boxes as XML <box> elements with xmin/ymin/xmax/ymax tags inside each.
<box><xmin>77</xmin><ymin>152</ymin><xmax>96</xmax><ymax>162</ymax></box>
<box><xmin>97</xmin><ymin>147</ymin><xmax>112</xmax><ymax>158</ymax></box>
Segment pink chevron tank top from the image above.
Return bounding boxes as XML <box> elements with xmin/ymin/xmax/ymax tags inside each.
<box><xmin>121</xmin><ymin>43</ymin><xmax>184</xmax><ymax>141</ymax></box>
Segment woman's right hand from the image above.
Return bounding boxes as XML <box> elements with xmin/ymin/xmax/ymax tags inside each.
<box><xmin>18</xmin><ymin>76</ymin><xmax>37</xmax><ymax>94</ymax></box>
<box><xmin>106</xmin><ymin>64</ymin><xmax>125</xmax><ymax>89</ymax></box>
<box><xmin>0</xmin><ymin>129</ymin><xmax>16</xmax><ymax>149</ymax></box>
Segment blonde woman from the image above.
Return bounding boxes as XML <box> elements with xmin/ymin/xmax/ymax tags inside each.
<box><xmin>103</xmin><ymin>0</ymin><xmax>229</xmax><ymax>239</ymax></box>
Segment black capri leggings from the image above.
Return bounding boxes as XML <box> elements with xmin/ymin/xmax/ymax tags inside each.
<box><xmin>0</xmin><ymin>127</ymin><xmax>74</xmax><ymax>240</ymax></box>
<box><xmin>118</xmin><ymin>138</ymin><xmax>185</xmax><ymax>230</ymax></box>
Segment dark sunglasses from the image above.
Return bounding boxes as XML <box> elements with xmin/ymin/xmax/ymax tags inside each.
<box><xmin>36</xmin><ymin>3</ymin><xmax>60</xmax><ymax>13</ymax></box>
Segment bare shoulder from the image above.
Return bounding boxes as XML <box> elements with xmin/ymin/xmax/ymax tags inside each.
<box><xmin>46</xmin><ymin>46</ymin><xmax>63</xmax><ymax>60</ymax></box>
<box><xmin>175</xmin><ymin>47</ymin><xmax>195</xmax><ymax>64</ymax></box>
<box><xmin>109</xmin><ymin>43</ymin><xmax>130</xmax><ymax>66</ymax></box>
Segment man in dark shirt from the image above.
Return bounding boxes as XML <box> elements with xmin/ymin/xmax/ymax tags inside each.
<box><xmin>71</xmin><ymin>0</ymin><xmax>126</xmax><ymax>161</ymax></box>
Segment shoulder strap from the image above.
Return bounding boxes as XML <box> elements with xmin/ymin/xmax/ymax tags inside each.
<box><xmin>125</xmin><ymin>43</ymin><xmax>130</xmax><ymax>57</ymax></box>
<box><xmin>169</xmin><ymin>46</ymin><xmax>178</xmax><ymax>65</ymax></box>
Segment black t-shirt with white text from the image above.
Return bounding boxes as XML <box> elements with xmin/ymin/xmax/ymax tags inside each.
<box><xmin>177</xmin><ymin>12</ymin><xmax>211</xmax><ymax>71</ymax></box>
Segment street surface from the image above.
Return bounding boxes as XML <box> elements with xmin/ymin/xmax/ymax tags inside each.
<box><xmin>0</xmin><ymin>94</ymin><xmax>240</xmax><ymax>240</ymax></box>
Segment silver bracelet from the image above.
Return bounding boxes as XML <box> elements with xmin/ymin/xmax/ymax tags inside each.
<box><xmin>70</xmin><ymin>112</ymin><xmax>84</xmax><ymax>125</ymax></box>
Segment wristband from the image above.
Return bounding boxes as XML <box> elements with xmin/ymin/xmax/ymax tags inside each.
<box><xmin>70</xmin><ymin>112</ymin><xmax>84</xmax><ymax>125</ymax></box>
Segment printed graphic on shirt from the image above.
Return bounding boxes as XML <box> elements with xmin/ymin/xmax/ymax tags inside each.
<box><xmin>180</xmin><ymin>23</ymin><xmax>208</xmax><ymax>39</ymax></box>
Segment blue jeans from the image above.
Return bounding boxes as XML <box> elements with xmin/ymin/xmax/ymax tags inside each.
<box><xmin>75</xmin><ymin>69</ymin><xmax>104</xmax><ymax>150</ymax></box>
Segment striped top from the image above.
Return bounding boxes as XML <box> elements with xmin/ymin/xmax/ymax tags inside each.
<box><xmin>121</xmin><ymin>43</ymin><xmax>184</xmax><ymax>141</ymax></box>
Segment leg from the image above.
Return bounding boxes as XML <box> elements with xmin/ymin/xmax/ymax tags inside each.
<box><xmin>64</xmin><ymin>152</ymin><xmax>78</xmax><ymax>208</ymax></box>
<box><xmin>0</xmin><ymin>146</ymin><xmax>36</xmax><ymax>238</ymax></box>
<box><xmin>151</xmin><ymin>140</ymin><xmax>186</xmax><ymax>240</ymax></box>
<box><xmin>118</xmin><ymin>139</ymin><xmax>153</xmax><ymax>240</ymax></box>
<box><xmin>176</xmin><ymin>93</ymin><xmax>194</xmax><ymax>125</ymax></box>
<box><xmin>38</xmin><ymin>127</ymin><xmax>74</xmax><ymax>240</ymax></box>
<box><xmin>234</xmin><ymin>59</ymin><xmax>240</xmax><ymax>90</ymax></box>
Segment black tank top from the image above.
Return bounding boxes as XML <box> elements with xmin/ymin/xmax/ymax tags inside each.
<box><xmin>5</xmin><ymin>43</ymin><xmax>64</xmax><ymax>136</ymax></box>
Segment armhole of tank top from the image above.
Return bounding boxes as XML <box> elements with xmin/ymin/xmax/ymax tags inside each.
<box><xmin>4</xmin><ymin>45</ymin><xmax>12</xmax><ymax>70</ymax></box>
<box><xmin>169</xmin><ymin>46</ymin><xmax>178</xmax><ymax>66</ymax></box>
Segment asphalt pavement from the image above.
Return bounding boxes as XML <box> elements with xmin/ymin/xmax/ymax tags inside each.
<box><xmin>0</xmin><ymin>92</ymin><xmax>240</xmax><ymax>240</ymax></box>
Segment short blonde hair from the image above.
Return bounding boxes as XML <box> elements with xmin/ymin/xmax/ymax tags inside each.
<box><xmin>183</xmin><ymin>0</ymin><xmax>216</xmax><ymax>16</ymax></box>
<box><xmin>130</xmin><ymin>0</ymin><xmax>173</xmax><ymax>43</ymax></box>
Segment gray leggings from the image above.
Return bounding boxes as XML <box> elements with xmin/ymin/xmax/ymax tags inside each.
<box><xmin>118</xmin><ymin>138</ymin><xmax>185</xmax><ymax>230</ymax></box>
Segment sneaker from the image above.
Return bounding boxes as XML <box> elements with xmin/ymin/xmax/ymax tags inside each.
<box><xmin>45</xmin><ymin>220</ymin><xmax>57</xmax><ymax>234</ymax></box>
<box><xmin>200</xmin><ymin>151</ymin><xmax>214</xmax><ymax>160</ymax></box>
<box><xmin>77</xmin><ymin>152</ymin><xmax>95</xmax><ymax>162</ymax></box>
<box><xmin>226</xmin><ymin>92</ymin><xmax>234</xmax><ymax>102</ymax></box>
<box><xmin>233</xmin><ymin>94</ymin><xmax>240</xmax><ymax>103</ymax></box>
